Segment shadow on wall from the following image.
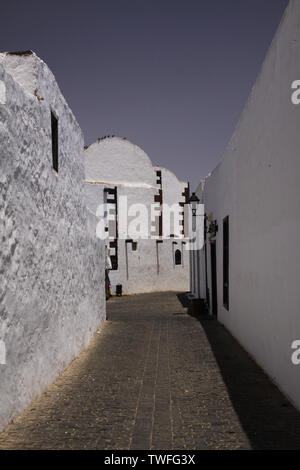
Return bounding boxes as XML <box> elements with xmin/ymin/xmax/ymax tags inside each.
<box><xmin>177</xmin><ymin>294</ymin><xmax>300</xmax><ymax>450</ymax></box>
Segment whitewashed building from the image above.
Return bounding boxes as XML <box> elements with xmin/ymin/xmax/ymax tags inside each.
<box><xmin>85</xmin><ymin>137</ymin><xmax>190</xmax><ymax>295</ymax></box>
<box><xmin>190</xmin><ymin>0</ymin><xmax>300</xmax><ymax>410</ymax></box>
<box><xmin>0</xmin><ymin>51</ymin><xmax>106</xmax><ymax>432</ymax></box>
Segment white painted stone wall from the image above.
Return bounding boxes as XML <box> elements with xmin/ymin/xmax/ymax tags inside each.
<box><xmin>194</xmin><ymin>0</ymin><xmax>300</xmax><ymax>409</ymax></box>
<box><xmin>0</xmin><ymin>52</ymin><xmax>105</xmax><ymax>431</ymax></box>
<box><xmin>85</xmin><ymin>137</ymin><xmax>190</xmax><ymax>295</ymax></box>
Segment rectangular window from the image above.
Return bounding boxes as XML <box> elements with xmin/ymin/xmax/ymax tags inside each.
<box><xmin>223</xmin><ymin>216</ymin><xmax>229</xmax><ymax>310</ymax></box>
<box><xmin>51</xmin><ymin>111</ymin><xmax>58</xmax><ymax>172</ymax></box>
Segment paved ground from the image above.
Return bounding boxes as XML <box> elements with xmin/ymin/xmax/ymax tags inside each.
<box><xmin>0</xmin><ymin>292</ymin><xmax>300</xmax><ymax>450</ymax></box>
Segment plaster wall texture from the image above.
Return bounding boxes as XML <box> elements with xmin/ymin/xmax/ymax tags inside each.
<box><xmin>194</xmin><ymin>0</ymin><xmax>300</xmax><ymax>409</ymax></box>
<box><xmin>0</xmin><ymin>52</ymin><xmax>105</xmax><ymax>432</ymax></box>
<box><xmin>85</xmin><ymin>137</ymin><xmax>155</xmax><ymax>186</ymax></box>
<box><xmin>85</xmin><ymin>138</ymin><xmax>189</xmax><ymax>295</ymax></box>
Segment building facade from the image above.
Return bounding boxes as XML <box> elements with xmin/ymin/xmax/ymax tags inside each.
<box><xmin>85</xmin><ymin>137</ymin><xmax>190</xmax><ymax>295</ymax></box>
<box><xmin>0</xmin><ymin>51</ymin><xmax>106</xmax><ymax>432</ymax></box>
<box><xmin>190</xmin><ymin>0</ymin><xmax>300</xmax><ymax>410</ymax></box>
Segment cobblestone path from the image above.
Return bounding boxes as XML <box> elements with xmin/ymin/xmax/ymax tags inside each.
<box><xmin>0</xmin><ymin>292</ymin><xmax>300</xmax><ymax>450</ymax></box>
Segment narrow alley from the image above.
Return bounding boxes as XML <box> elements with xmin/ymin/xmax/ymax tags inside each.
<box><xmin>0</xmin><ymin>292</ymin><xmax>300</xmax><ymax>450</ymax></box>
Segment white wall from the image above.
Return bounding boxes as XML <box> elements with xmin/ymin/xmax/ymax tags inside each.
<box><xmin>199</xmin><ymin>0</ymin><xmax>300</xmax><ymax>409</ymax></box>
<box><xmin>0</xmin><ymin>52</ymin><xmax>106</xmax><ymax>431</ymax></box>
<box><xmin>85</xmin><ymin>138</ymin><xmax>190</xmax><ymax>295</ymax></box>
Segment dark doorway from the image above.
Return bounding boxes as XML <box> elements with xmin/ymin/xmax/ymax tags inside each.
<box><xmin>204</xmin><ymin>216</ymin><xmax>209</xmax><ymax>308</ymax></box>
<box><xmin>175</xmin><ymin>249</ymin><xmax>182</xmax><ymax>265</ymax></box>
<box><xmin>210</xmin><ymin>241</ymin><xmax>218</xmax><ymax>317</ymax></box>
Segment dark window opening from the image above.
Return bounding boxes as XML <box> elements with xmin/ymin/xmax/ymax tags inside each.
<box><xmin>223</xmin><ymin>216</ymin><xmax>229</xmax><ymax>310</ymax></box>
<box><xmin>51</xmin><ymin>111</ymin><xmax>58</xmax><ymax>172</ymax></box>
<box><xmin>175</xmin><ymin>249</ymin><xmax>182</xmax><ymax>265</ymax></box>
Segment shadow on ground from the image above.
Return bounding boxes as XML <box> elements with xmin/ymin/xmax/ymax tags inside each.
<box><xmin>177</xmin><ymin>293</ymin><xmax>300</xmax><ymax>450</ymax></box>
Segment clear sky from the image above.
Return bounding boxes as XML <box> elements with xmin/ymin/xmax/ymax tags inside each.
<box><xmin>0</xmin><ymin>0</ymin><xmax>289</xmax><ymax>190</ymax></box>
